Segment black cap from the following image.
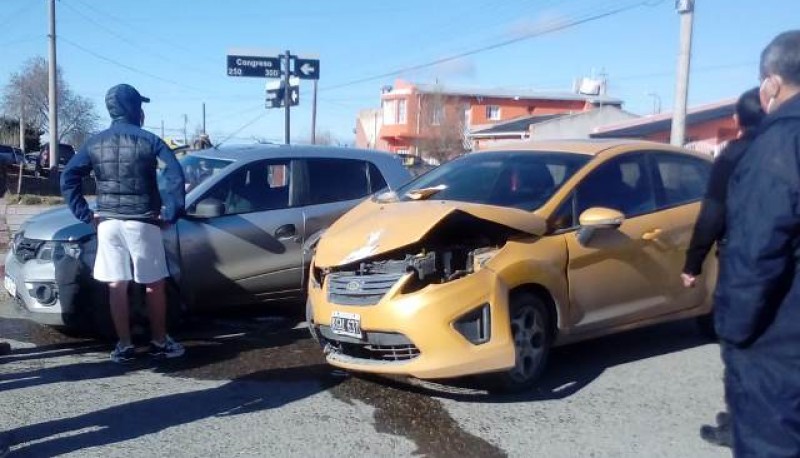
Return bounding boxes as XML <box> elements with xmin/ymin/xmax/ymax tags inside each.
<box><xmin>106</xmin><ymin>84</ymin><xmax>150</xmax><ymax>104</ymax></box>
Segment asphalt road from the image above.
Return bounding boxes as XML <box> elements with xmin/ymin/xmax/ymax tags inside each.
<box><xmin>0</xmin><ymin>296</ymin><xmax>730</xmax><ymax>458</ymax></box>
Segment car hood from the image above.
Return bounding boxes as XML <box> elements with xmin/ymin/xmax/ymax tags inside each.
<box><xmin>20</xmin><ymin>206</ymin><xmax>94</xmax><ymax>242</ymax></box>
<box><xmin>315</xmin><ymin>199</ymin><xmax>546</xmax><ymax>267</ymax></box>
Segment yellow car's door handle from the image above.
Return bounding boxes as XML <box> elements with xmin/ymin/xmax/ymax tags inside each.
<box><xmin>642</xmin><ymin>228</ymin><xmax>663</xmax><ymax>241</ymax></box>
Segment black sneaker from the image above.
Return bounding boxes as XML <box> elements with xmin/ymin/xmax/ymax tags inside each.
<box><xmin>148</xmin><ymin>336</ymin><xmax>185</xmax><ymax>359</ymax></box>
<box><xmin>110</xmin><ymin>343</ymin><xmax>136</xmax><ymax>364</ymax></box>
<box><xmin>0</xmin><ymin>342</ymin><xmax>11</xmax><ymax>356</ymax></box>
<box><xmin>700</xmin><ymin>424</ymin><xmax>732</xmax><ymax>448</ymax></box>
<box><xmin>716</xmin><ymin>411</ymin><xmax>730</xmax><ymax>428</ymax></box>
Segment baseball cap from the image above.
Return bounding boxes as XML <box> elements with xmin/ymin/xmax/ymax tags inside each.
<box><xmin>106</xmin><ymin>83</ymin><xmax>150</xmax><ymax>104</ymax></box>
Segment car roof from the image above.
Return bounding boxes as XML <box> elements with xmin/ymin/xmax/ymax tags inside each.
<box><xmin>189</xmin><ymin>144</ymin><xmax>403</xmax><ymax>163</ymax></box>
<box><xmin>480</xmin><ymin>138</ymin><xmax>704</xmax><ymax>157</ymax></box>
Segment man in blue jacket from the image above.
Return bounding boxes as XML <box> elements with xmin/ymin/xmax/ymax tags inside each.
<box><xmin>715</xmin><ymin>30</ymin><xmax>800</xmax><ymax>456</ymax></box>
<box><xmin>61</xmin><ymin>84</ymin><xmax>186</xmax><ymax>363</ymax></box>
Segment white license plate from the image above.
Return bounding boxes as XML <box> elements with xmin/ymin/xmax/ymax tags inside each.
<box><xmin>4</xmin><ymin>275</ymin><xmax>17</xmax><ymax>298</ymax></box>
<box><xmin>330</xmin><ymin>311</ymin><xmax>362</xmax><ymax>339</ymax></box>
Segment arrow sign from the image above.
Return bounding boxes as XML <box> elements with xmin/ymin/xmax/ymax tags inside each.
<box><xmin>293</xmin><ymin>58</ymin><xmax>320</xmax><ymax>80</ymax></box>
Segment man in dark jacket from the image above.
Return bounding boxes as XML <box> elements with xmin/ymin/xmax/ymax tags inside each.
<box><xmin>682</xmin><ymin>87</ymin><xmax>765</xmax><ymax>448</ymax></box>
<box><xmin>61</xmin><ymin>84</ymin><xmax>186</xmax><ymax>364</ymax></box>
<box><xmin>715</xmin><ymin>30</ymin><xmax>800</xmax><ymax>456</ymax></box>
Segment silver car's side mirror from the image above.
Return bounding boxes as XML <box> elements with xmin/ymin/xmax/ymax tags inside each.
<box><xmin>190</xmin><ymin>198</ymin><xmax>225</xmax><ymax>219</ymax></box>
<box><xmin>576</xmin><ymin>207</ymin><xmax>625</xmax><ymax>245</ymax></box>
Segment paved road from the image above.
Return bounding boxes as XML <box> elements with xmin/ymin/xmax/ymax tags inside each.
<box><xmin>0</xmin><ymin>297</ymin><xmax>729</xmax><ymax>457</ymax></box>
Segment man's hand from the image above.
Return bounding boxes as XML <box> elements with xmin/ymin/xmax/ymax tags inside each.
<box><xmin>681</xmin><ymin>272</ymin><xmax>697</xmax><ymax>288</ymax></box>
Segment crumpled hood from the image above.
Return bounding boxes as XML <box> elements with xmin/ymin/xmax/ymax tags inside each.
<box><xmin>106</xmin><ymin>85</ymin><xmax>143</xmax><ymax>125</ymax></box>
<box><xmin>19</xmin><ymin>205</ymin><xmax>94</xmax><ymax>242</ymax></box>
<box><xmin>315</xmin><ymin>199</ymin><xmax>546</xmax><ymax>267</ymax></box>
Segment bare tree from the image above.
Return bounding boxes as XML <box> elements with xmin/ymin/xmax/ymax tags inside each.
<box><xmin>416</xmin><ymin>89</ymin><xmax>468</xmax><ymax>164</ymax></box>
<box><xmin>313</xmin><ymin>130</ymin><xmax>337</xmax><ymax>146</ymax></box>
<box><xmin>1</xmin><ymin>57</ymin><xmax>98</xmax><ymax>148</ymax></box>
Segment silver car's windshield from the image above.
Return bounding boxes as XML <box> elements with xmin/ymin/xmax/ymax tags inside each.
<box><xmin>159</xmin><ymin>155</ymin><xmax>234</xmax><ymax>193</ymax></box>
<box><xmin>395</xmin><ymin>152</ymin><xmax>590</xmax><ymax>211</ymax></box>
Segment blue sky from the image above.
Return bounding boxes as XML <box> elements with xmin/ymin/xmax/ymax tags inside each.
<box><xmin>1</xmin><ymin>0</ymin><xmax>797</xmax><ymax>146</ymax></box>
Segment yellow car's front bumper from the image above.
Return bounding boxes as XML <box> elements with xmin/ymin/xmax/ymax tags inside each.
<box><xmin>309</xmin><ymin>267</ymin><xmax>516</xmax><ymax>380</ymax></box>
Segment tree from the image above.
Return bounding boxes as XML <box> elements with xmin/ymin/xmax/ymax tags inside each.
<box><xmin>1</xmin><ymin>57</ymin><xmax>98</xmax><ymax>148</ymax></box>
<box><xmin>415</xmin><ymin>89</ymin><xmax>469</xmax><ymax>164</ymax></box>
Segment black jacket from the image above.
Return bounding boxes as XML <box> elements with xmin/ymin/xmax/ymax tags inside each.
<box><xmin>715</xmin><ymin>93</ymin><xmax>800</xmax><ymax>350</ymax></box>
<box><xmin>61</xmin><ymin>87</ymin><xmax>185</xmax><ymax>224</ymax></box>
<box><xmin>682</xmin><ymin>133</ymin><xmax>755</xmax><ymax>275</ymax></box>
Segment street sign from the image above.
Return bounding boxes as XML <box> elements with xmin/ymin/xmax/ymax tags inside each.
<box><xmin>226</xmin><ymin>55</ymin><xmax>281</xmax><ymax>78</ymax></box>
<box><xmin>265</xmin><ymin>79</ymin><xmax>299</xmax><ymax>108</ymax></box>
<box><xmin>293</xmin><ymin>58</ymin><xmax>320</xmax><ymax>80</ymax></box>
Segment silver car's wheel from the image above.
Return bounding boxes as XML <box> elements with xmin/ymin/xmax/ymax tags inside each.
<box><xmin>509</xmin><ymin>304</ymin><xmax>547</xmax><ymax>383</ymax></box>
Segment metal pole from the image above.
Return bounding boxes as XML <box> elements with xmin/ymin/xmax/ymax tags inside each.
<box><xmin>48</xmin><ymin>0</ymin><xmax>58</xmax><ymax>169</ymax></box>
<box><xmin>311</xmin><ymin>80</ymin><xmax>318</xmax><ymax>144</ymax></box>
<box><xmin>161</xmin><ymin>120</ymin><xmax>165</xmax><ymax>139</ymax></box>
<box><xmin>284</xmin><ymin>50</ymin><xmax>291</xmax><ymax>145</ymax></box>
<box><xmin>670</xmin><ymin>0</ymin><xmax>694</xmax><ymax>146</ymax></box>
<box><xmin>183</xmin><ymin>114</ymin><xmax>188</xmax><ymax>145</ymax></box>
<box><xmin>202</xmin><ymin>102</ymin><xmax>206</xmax><ymax>134</ymax></box>
<box><xmin>18</xmin><ymin>111</ymin><xmax>24</xmax><ymax>194</ymax></box>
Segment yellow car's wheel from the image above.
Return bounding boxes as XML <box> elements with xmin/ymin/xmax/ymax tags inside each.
<box><xmin>489</xmin><ymin>292</ymin><xmax>552</xmax><ymax>392</ymax></box>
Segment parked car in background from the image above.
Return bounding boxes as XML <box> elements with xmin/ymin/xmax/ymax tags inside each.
<box><xmin>36</xmin><ymin>143</ymin><xmax>76</xmax><ymax>177</ymax></box>
<box><xmin>3</xmin><ymin>145</ymin><xmax>412</xmax><ymax>337</ymax></box>
<box><xmin>0</xmin><ymin>145</ymin><xmax>25</xmax><ymax>168</ymax></box>
<box><xmin>308</xmin><ymin>139</ymin><xmax>716</xmax><ymax>391</ymax></box>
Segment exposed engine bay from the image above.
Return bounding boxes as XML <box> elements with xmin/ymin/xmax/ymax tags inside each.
<box><xmin>317</xmin><ymin>211</ymin><xmax>531</xmax><ymax>292</ymax></box>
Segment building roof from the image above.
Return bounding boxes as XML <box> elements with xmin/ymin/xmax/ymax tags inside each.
<box><xmin>395</xmin><ymin>82</ymin><xmax>624</xmax><ymax>105</ymax></box>
<box><xmin>471</xmin><ymin>114</ymin><xmax>565</xmax><ymax>136</ymax></box>
<box><xmin>480</xmin><ymin>138</ymin><xmax>700</xmax><ymax>156</ymax></box>
<box><xmin>591</xmin><ymin>98</ymin><xmax>736</xmax><ymax>138</ymax></box>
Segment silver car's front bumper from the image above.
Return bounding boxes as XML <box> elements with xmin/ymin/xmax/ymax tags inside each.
<box><xmin>4</xmin><ymin>250</ymin><xmax>69</xmax><ymax>325</ymax></box>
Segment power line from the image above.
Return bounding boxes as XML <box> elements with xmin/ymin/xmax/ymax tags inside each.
<box><xmin>321</xmin><ymin>0</ymin><xmax>664</xmax><ymax>92</ymax></box>
<box><xmin>0</xmin><ymin>1</ymin><xmax>38</xmax><ymax>29</ymax></box>
<box><xmin>59</xmin><ymin>36</ymin><xmax>205</xmax><ymax>93</ymax></box>
<box><xmin>0</xmin><ymin>35</ymin><xmax>42</xmax><ymax>48</ymax></box>
<box><xmin>215</xmin><ymin>111</ymin><xmax>269</xmax><ymax>147</ymax></box>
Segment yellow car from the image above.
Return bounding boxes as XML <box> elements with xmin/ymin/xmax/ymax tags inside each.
<box><xmin>307</xmin><ymin>140</ymin><xmax>716</xmax><ymax>390</ymax></box>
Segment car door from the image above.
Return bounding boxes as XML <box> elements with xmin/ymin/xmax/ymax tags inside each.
<box><xmin>298</xmin><ymin>158</ymin><xmax>386</xmax><ymax>270</ymax></box>
<box><xmin>649</xmin><ymin>151</ymin><xmax>713</xmax><ymax>312</ymax></box>
<box><xmin>564</xmin><ymin>153</ymin><xmax>671</xmax><ymax>332</ymax></box>
<box><xmin>177</xmin><ymin>158</ymin><xmax>305</xmax><ymax>307</ymax></box>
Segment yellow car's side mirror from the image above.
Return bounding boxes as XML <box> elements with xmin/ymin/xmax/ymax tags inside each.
<box><xmin>577</xmin><ymin>207</ymin><xmax>625</xmax><ymax>245</ymax></box>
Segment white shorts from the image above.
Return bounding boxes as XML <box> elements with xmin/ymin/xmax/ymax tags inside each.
<box><xmin>94</xmin><ymin>219</ymin><xmax>169</xmax><ymax>284</ymax></box>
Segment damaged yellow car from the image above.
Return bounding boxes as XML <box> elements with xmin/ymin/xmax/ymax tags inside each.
<box><xmin>307</xmin><ymin>140</ymin><xmax>716</xmax><ymax>390</ymax></box>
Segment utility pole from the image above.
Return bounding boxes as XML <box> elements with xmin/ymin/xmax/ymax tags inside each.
<box><xmin>48</xmin><ymin>0</ymin><xmax>58</xmax><ymax>170</ymax></box>
<box><xmin>283</xmin><ymin>50</ymin><xmax>291</xmax><ymax>145</ymax></box>
<box><xmin>161</xmin><ymin>120</ymin><xmax>165</xmax><ymax>139</ymax></box>
<box><xmin>670</xmin><ymin>0</ymin><xmax>694</xmax><ymax>146</ymax></box>
<box><xmin>202</xmin><ymin>102</ymin><xmax>206</xmax><ymax>134</ymax></box>
<box><xmin>18</xmin><ymin>108</ymin><xmax>25</xmax><ymax>194</ymax></box>
<box><xmin>183</xmin><ymin>114</ymin><xmax>188</xmax><ymax>145</ymax></box>
<box><xmin>311</xmin><ymin>80</ymin><xmax>318</xmax><ymax>145</ymax></box>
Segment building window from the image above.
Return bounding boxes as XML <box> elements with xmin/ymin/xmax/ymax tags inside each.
<box><xmin>382</xmin><ymin>100</ymin><xmax>397</xmax><ymax>125</ymax></box>
<box><xmin>431</xmin><ymin>105</ymin><xmax>444</xmax><ymax>126</ymax></box>
<box><xmin>486</xmin><ymin>105</ymin><xmax>500</xmax><ymax>121</ymax></box>
<box><xmin>397</xmin><ymin>99</ymin><xmax>407</xmax><ymax>124</ymax></box>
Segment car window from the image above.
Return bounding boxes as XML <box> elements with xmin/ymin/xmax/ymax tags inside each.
<box><xmin>170</xmin><ymin>155</ymin><xmax>233</xmax><ymax>193</ymax></box>
<box><xmin>203</xmin><ymin>159</ymin><xmax>292</xmax><ymax>215</ymax></box>
<box><xmin>368</xmin><ymin>162</ymin><xmax>388</xmax><ymax>193</ymax></box>
<box><xmin>575</xmin><ymin>154</ymin><xmax>656</xmax><ymax>218</ymax></box>
<box><xmin>652</xmin><ymin>153</ymin><xmax>710</xmax><ymax>207</ymax></box>
<box><xmin>305</xmin><ymin>158</ymin><xmax>370</xmax><ymax>205</ymax></box>
<box><xmin>395</xmin><ymin>152</ymin><xmax>590</xmax><ymax>211</ymax></box>
<box><xmin>549</xmin><ymin>194</ymin><xmax>575</xmax><ymax>232</ymax></box>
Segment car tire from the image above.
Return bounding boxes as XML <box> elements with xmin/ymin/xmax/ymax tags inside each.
<box><xmin>487</xmin><ymin>292</ymin><xmax>553</xmax><ymax>393</ymax></box>
<box><xmin>695</xmin><ymin>313</ymin><xmax>717</xmax><ymax>341</ymax></box>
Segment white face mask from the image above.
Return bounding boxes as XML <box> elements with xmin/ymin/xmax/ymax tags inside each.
<box><xmin>760</xmin><ymin>77</ymin><xmax>779</xmax><ymax>114</ymax></box>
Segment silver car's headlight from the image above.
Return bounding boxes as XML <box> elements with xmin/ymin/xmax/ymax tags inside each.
<box><xmin>38</xmin><ymin>241</ymin><xmax>82</xmax><ymax>261</ymax></box>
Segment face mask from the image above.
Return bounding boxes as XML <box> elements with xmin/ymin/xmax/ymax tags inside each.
<box><xmin>760</xmin><ymin>77</ymin><xmax>779</xmax><ymax>113</ymax></box>
<box><xmin>139</xmin><ymin>108</ymin><xmax>145</xmax><ymax>127</ymax></box>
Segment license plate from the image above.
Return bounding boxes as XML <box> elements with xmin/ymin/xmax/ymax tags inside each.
<box><xmin>4</xmin><ymin>275</ymin><xmax>17</xmax><ymax>298</ymax></box>
<box><xmin>330</xmin><ymin>311</ymin><xmax>362</xmax><ymax>339</ymax></box>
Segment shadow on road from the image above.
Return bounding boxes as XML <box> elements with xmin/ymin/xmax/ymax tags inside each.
<box><xmin>5</xmin><ymin>364</ymin><xmax>341</xmax><ymax>457</ymax></box>
<box><xmin>385</xmin><ymin>318</ymin><xmax>716</xmax><ymax>402</ymax></box>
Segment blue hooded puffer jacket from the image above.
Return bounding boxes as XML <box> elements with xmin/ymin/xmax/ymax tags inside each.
<box><xmin>61</xmin><ymin>84</ymin><xmax>185</xmax><ymax>224</ymax></box>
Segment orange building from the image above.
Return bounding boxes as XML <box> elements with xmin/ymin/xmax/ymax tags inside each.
<box><xmin>355</xmin><ymin>79</ymin><xmax>623</xmax><ymax>157</ymax></box>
